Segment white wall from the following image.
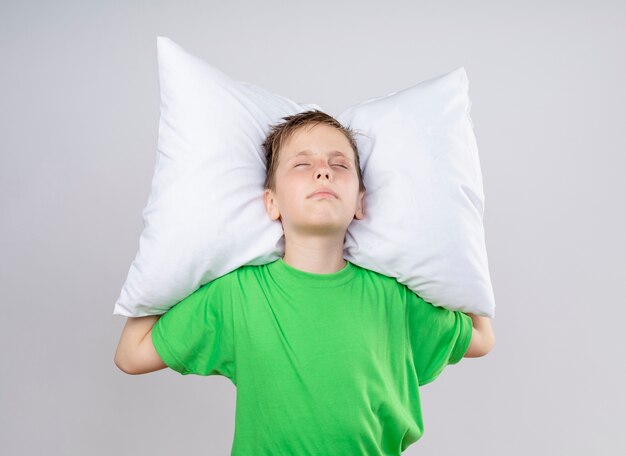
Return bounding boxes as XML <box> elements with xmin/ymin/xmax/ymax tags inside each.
<box><xmin>1</xmin><ymin>1</ymin><xmax>624</xmax><ymax>454</ymax></box>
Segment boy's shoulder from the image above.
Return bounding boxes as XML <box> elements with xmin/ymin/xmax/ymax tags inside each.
<box><xmin>208</xmin><ymin>261</ymin><xmax>272</xmax><ymax>284</ymax></box>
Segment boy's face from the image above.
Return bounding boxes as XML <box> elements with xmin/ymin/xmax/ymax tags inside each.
<box><xmin>263</xmin><ymin>123</ymin><xmax>365</xmax><ymax>237</ymax></box>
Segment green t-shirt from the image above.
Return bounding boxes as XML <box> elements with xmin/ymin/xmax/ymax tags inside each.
<box><xmin>152</xmin><ymin>258</ymin><xmax>472</xmax><ymax>455</ymax></box>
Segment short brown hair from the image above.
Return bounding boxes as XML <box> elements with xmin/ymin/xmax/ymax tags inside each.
<box><xmin>262</xmin><ymin>109</ymin><xmax>366</xmax><ymax>193</ymax></box>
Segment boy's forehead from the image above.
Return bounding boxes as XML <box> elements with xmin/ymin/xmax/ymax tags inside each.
<box><xmin>281</xmin><ymin>126</ymin><xmax>354</xmax><ymax>162</ymax></box>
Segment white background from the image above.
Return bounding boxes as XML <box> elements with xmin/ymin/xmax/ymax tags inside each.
<box><xmin>1</xmin><ymin>1</ymin><xmax>624</xmax><ymax>454</ymax></box>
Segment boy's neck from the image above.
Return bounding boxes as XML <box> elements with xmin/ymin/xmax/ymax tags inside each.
<box><xmin>282</xmin><ymin>232</ymin><xmax>347</xmax><ymax>274</ymax></box>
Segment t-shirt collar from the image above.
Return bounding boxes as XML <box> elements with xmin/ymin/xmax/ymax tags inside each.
<box><xmin>269</xmin><ymin>257</ymin><xmax>356</xmax><ymax>288</ymax></box>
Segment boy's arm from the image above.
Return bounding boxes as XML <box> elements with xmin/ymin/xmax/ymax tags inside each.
<box><xmin>114</xmin><ymin>315</ymin><xmax>167</xmax><ymax>375</ymax></box>
<box><xmin>463</xmin><ymin>313</ymin><xmax>495</xmax><ymax>358</ymax></box>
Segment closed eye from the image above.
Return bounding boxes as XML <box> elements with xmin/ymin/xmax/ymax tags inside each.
<box><xmin>294</xmin><ymin>163</ymin><xmax>348</xmax><ymax>169</ymax></box>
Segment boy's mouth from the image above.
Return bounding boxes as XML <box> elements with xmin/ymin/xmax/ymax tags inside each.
<box><xmin>308</xmin><ymin>188</ymin><xmax>338</xmax><ymax>198</ymax></box>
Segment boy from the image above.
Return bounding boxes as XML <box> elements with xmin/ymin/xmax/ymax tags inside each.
<box><xmin>114</xmin><ymin>110</ymin><xmax>495</xmax><ymax>455</ymax></box>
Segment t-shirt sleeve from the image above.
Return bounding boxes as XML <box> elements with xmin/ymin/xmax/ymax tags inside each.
<box><xmin>151</xmin><ymin>277</ymin><xmax>235</xmax><ymax>380</ymax></box>
<box><xmin>405</xmin><ymin>290</ymin><xmax>472</xmax><ymax>386</ymax></box>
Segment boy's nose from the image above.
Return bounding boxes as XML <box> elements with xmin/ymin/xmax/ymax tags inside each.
<box><xmin>316</xmin><ymin>171</ymin><xmax>331</xmax><ymax>180</ymax></box>
<box><xmin>314</xmin><ymin>162</ymin><xmax>333</xmax><ymax>180</ymax></box>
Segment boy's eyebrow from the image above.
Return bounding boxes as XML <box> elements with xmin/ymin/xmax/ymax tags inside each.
<box><xmin>289</xmin><ymin>150</ymin><xmax>351</xmax><ymax>161</ymax></box>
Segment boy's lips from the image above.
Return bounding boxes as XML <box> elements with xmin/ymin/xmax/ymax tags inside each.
<box><xmin>308</xmin><ymin>188</ymin><xmax>338</xmax><ymax>198</ymax></box>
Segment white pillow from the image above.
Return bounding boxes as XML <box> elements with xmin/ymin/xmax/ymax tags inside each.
<box><xmin>113</xmin><ymin>36</ymin><xmax>495</xmax><ymax>318</ymax></box>
<box><xmin>338</xmin><ymin>72</ymin><xmax>495</xmax><ymax>318</ymax></box>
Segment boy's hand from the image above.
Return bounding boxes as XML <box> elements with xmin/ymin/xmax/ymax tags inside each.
<box><xmin>114</xmin><ymin>315</ymin><xmax>167</xmax><ymax>374</ymax></box>
<box><xmin>463</xmin><ymin>313</ymin><xmax>495</xmax><ymax>358</ymax></box>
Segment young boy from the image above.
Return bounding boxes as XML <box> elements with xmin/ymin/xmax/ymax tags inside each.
<box><xmin>114</xmin><ymin>110</ymin><xmax>495</xmax><ymax>455</ymax></box>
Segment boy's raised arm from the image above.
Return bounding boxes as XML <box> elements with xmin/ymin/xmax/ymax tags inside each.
<box><xmin>463</xmin><ymin>313</ymin><xmax>495</xmax><ymax>358</ymax></box>
<box><xmin>114</xmin><ymin>315</ymin><xmax>167</xmax><ymax>375</ymax></box>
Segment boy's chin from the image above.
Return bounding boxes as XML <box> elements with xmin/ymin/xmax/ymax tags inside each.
<box><xmin>285</xmin><ymin>220</ymin><xmax>351</xmax><ymax>237</ymax></box>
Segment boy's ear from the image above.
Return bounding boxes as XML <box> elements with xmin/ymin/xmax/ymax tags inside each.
<box><xmin>264</xmin><ymin>188</ymin><xmax>281</xmax><ymax>221</ymax></box>
<box><xmin>354</xmin><ymin>190</ymin><xmax>365</xmax><ymax>220</ymax></box>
